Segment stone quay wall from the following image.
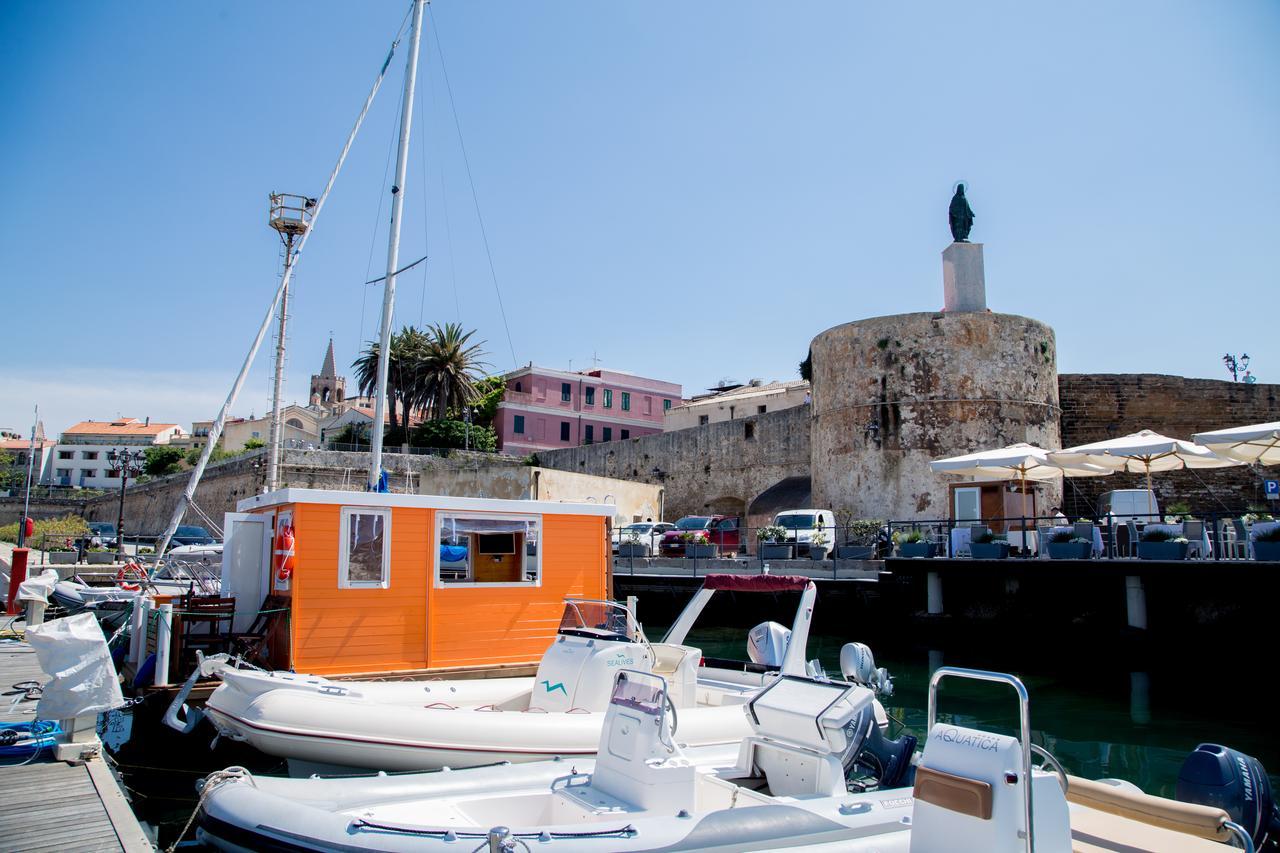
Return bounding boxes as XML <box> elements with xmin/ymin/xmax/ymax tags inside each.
<box><xmin>1059</xmin><ymin>373</ymin><xmax>1280</xmax><ymax>515</ymax></box>
<box><xmin>535</xmin><ymin>406</ymin><xmax>812</xmax><ymax>523</ymax></box>
<box><xmin>809</xmin><ymin>312</ymin><xmax>1061</xmax><ymax>521</ymax></box>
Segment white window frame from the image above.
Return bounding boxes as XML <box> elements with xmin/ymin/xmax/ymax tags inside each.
<box><xmin>339</xmin><ymin>506</ymin><xmax>392</xmax><ymax>589</ymax></box>
<box><xmin>434</xmin><ymin>511</ymin><xmax>542</xmax><ymax>589</ymax></box>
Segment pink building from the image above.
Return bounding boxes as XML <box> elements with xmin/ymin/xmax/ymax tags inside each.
<box><xmin>495</xmin><ymin>366</ymin><xmax>682</xmax><ymax>455</ymax></box>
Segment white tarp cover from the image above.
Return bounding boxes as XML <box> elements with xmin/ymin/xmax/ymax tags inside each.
<box><xmin>16</xmin><ymin>569</ymin><xmax>59</xmax><ymax>604</ymax></box>
<box><xmin>26</xmin><ymin>612</ymin><xmax>125</xmax><ymax>719</ymax></box>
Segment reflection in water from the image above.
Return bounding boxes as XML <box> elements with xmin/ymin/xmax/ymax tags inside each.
<box><xmin>672</xmin><ymin>624</ymin><xmax>1278</xmax><ymax>798</ymax></box>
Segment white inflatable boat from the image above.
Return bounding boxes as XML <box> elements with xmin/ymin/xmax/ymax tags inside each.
<box><xmin>197</xmin><ymin>667</ymin><xmax>1261</xmax><ymax>852</ymax></box>
<box><xmin>52</xmin><ymin>558</ymin><xmax>220</xmax><ymax>612</ymax></box>
<box><xmin>198</xmin><ymin>574</ymin><xmax>893</xmax><ymax>772</ymax></box>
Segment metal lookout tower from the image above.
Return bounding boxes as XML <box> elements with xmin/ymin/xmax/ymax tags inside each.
<box><xmin>265</xmin><ymin>193</ymin><xmax>314</xmax><ymax>492</ymax></box>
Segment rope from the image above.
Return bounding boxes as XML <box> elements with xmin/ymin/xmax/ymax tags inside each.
<box><xmin>427</xmin><ymin>5</ymin><xmax>518</xmax><ymax>369</ymax></box>
<box><xmin>165</xmin><ymin>766</ymin><xmax>255</xmax><ymax>852</ymax></box>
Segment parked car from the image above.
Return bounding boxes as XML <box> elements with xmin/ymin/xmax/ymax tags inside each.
<box><xmin>611</xmin><ymin>522</ymin><xmax>676</xmax><ymax>555</ymax></box>
<box><xmin>659</xmin><ymin>515</ymin><xmax>741</xmax><ymax>556</ymax></box>
<box><xmin>87</xmin><ymin>521</ymin><xmax>118</xmax><ymax>548</ymax></box>
<box><xmin>773</xmin><ymin>509</ymin><xmax>837</xmax><ymax>555</ymax></box>
<box><xmin>1096</xmin><ymin>490</ymin><xmax>1159</xmax><ymax>523</ymax></box>
<box><xmin>171</xmin><ymin>525</ymin><xmax>218</xmax><ymax>546</ymax></box>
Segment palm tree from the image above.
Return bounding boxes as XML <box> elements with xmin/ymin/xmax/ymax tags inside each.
<box><xmin>351</xmin><ymin>326</ymin><xmax>430</xmax><ymax>434</ymax></box>
<box><xmin>414</xmin><ymin>323</ymin><xmax>490</xmax><ymax>420</ymax></box>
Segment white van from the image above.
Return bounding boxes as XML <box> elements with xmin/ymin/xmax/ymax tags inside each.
<box><xmin>772</xmin><ymin>509</ymin><xmax>837</xmax><ymax>552</ymax></box>
<box><xmin>1096</xmin><ymin>490</ymin><xmax>1159</xmax><ymax>523</ymax></box>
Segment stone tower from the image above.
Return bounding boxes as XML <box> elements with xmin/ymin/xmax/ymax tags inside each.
<box><xmin>309</xmin><ymin>338</ymin><xmax>346</xmax><ymax>409</ymax></box>
<box><xmin>808</xmin><ymin>236</ymin><xmax>1060</xmax><ymax>520</ymax></box>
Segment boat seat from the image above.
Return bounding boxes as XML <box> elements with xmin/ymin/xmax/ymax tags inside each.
<box><xmin>1069</xmin><ymin>803</ymin><xmax>1235</xmax><ymax>853</ymax></box>
<box><xmin>1065</xmin><ymin>775</ymin><xmax>1233</xmax><ymax>845</ymax></box>
<box><xmin>649</xmin><ymin>643</ymin><xmax>700</xmax><ymax>709</ymax></box>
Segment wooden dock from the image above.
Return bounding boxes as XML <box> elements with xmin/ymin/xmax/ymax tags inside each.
<box><xmin>0</xmin><ymin>640</ymin><xmax>153</xmax><ymax>852</ymax></box>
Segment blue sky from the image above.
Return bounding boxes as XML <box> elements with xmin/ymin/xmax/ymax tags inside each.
<box><xmin>2</xmin><ymin>1</ymin><xmax>1277</xmax><ymax>437</ymax></box>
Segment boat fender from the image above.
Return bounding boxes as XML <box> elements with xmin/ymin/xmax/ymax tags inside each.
<box><xmin>1177</xmin><ymin>743</ymin><xmax>1279</xmax><ymax>849</ymax></box>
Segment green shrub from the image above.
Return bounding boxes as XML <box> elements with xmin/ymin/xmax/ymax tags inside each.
<box><xmin>1140</xmin><ymin>528</ymin><xmax>1174</xmax><ymax>542</ymax></box>
<box><xmin>0</xmin><ymin>514</ymin><xmax>91</xmax><ymax>545</ymax></box>
<box><xmin>1049</xmin><ymin>530</ymin><xmax>1074</xmax><ymax>544</ymax></box>
<box><xmin>411</xmin><ymin>419</ymin><xmax>497</xmax><ymax>453</ymax></box>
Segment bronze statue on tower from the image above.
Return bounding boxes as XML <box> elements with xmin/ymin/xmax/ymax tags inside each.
<box><xmin>949</xmin><ymin>183</ymin><xmax>975</xmax><ymax>242</ymax></box>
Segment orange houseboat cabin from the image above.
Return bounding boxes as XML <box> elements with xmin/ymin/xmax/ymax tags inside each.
<box><xmin>220</xmin><ymin>488</ymin><xmax>615</xmax><ymax>677</ymax></box>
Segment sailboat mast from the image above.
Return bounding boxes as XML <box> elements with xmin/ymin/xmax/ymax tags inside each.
<box><xmin>369</xmin><ymin>0</ymin><xmax>427</xmax><ymax>490</ymax></box>
<box><xmin>266</xmin><ymin>231</ymin><xmax>297</xmax><ymax>492</ymax></box>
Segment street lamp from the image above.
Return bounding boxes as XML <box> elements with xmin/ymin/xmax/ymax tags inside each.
<box><xmin>106</xmin><ymin>448</ymin><xmax>145</xmax><ymax>561</ymax></box>
<box><xmin>1223</xmin><ymin>352</ymin><xmax>1250</xmax><ymax>382</ymax></box>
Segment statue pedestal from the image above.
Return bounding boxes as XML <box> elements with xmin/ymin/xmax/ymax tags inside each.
<box><xmin>943</xmin><ymin>242</ymin><xmax>986</xmax><ymax>312</ymax></box>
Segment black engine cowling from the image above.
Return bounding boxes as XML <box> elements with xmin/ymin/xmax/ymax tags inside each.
<box><xmin>1176</xmin><ymin>743</ymin><xmax>1279</xmax><ymax>849</ymax></box>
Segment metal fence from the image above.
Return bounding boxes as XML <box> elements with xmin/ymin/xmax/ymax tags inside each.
<box><xmin>607</xmin><ymin>511</ymin><xmax>1277</xmax><ymax>568</ymax></box>
<box><xmin>323</xmin><ymin>442</ymin><xmax>463</xmax><ymax>457</ymax></box>
<box><xmin>883</xmin><ymin>510</ymin><xmax>1276</xmax><ymax>561</ymax></box>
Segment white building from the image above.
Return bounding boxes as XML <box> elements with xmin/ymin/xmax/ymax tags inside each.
<box><xmin>53</xmin><ymin>418</ymin><xmax>185</xmax><ymax>488</ymax></box>
<box><xmin>663</xmin><ymin>379</ymin><xmax>810</xmax><ymax>431</ymax></box>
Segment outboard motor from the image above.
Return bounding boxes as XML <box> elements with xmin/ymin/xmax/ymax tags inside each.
<box><xmin>1177</xmin><ymin>743</ymin><xmax>1279</xmax><ymax>849</ymax></box>
<box><xmin>840</xmin><ymin>707</ymin><xmax>917</xmax><ymax>790</ymax></box>
<box><xmin>747</xmin><ymin>621</ymin><xmax>791</xmax><ymax>668</ymax></box>
<box><xmin>840</xmin><ymin>642</ymin><xmax>894</xmax><ymax>697</ymax></box>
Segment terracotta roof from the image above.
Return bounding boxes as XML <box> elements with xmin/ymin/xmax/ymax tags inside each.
<box><xmin>62</xmin><ymin>419</ymin><xmax>181</xmax><ymax>436</ymax></box>
<box><xmin>0</xmin><ymin>439</ymin><xmax>55</xmax><ymax>451</ymax></box>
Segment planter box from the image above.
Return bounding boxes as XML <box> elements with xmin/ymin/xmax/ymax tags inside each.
<box><xmin>685</xmin><ymin>544</ymin><xmax>717</xmax><ymax>559</ymax></box>
<box><xmin>616</xmin><ymin>543</ymin><xmax>649</xmax><ymax>558</ymax></box>
<box><xmin>1254</xmin><ymin>540</ymin><xmax>1280</xmax><ymax>562</ymax></box>
<box><xmin>969</xmin><ymin>542</ymin><xmax>1010</xmax><ymax>560</ymax></box>
<box><xmin>809</xmin><ymin>546</ymin><xmax>830</xmax><ymax>561</ymax></box>
<box><xmin>898</xmin><ymin>542</ymin><xmax>936</xmax><ymax>558</ymax></box>
<box><xmin>1048</xmin><ymin>542</ymin><xmax>1091</xmax><ymax>559</ymax></box>
<box><xmin>47</xmin><ymin>551</ymin><xmax>76</xmax><ymax>565</ymax></box>
<box><xmin>85</xmin><ymin>552</ymin><xmax>116</xmax><ymax>565</ymax></box>
<box><xmin>759</xmin><ymin>544</ymin><xmax>792</xmax><ymax>560</ymax></box>
<box><xmin>1138</xmin><ymin>540</ymin><xmax>1188</xmax><ymax>561</ymax></box>
<box><xmin>836</xmin><ymin>545</ymin><xmax>875</xmax><ymax>560</ymax></box>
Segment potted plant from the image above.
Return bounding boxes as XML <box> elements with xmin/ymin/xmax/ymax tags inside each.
<box><xmin>85</xmin><ymin>546</ymin><xmax>115</xmax><ymax>565</ymax></box>
<box><xmin>896</xmin><ymin>529</ymin><xmax>935</xmax><ymax>558</ymax></box>
<box><xmin>616</xmin><ymin>529</ymin><xmax>649</xmax><ymax>559</ymax></box>
<box><xmin>809</xmin><ymin>530</ymin><xmax>830</xmax><ymax>561</ymax></box>
<box><xmin>1254</xmin><ymin>526</ymin><xmax>1280</xmax><ymax>562</ymax></box>
<box><xmin>1137</xmin><ymin>528</ymin><xmax>1189</xmax><ymax>560</ymax></box>
<box><xmin>969</xmin><ymin>531</ymin><xmax>1010</xmax><ymax>560</ymax></box>
<box><xmin>836</xmin><ymin>516</ymin><xmax>880</xmax><ymax>559</ymax></box>
<box><xmin>757</xmin><ymin>525</ymin><xmax>791</xmax><ymax>560</ymax></box>
<box><xmin>45</xmin><ymin>539</ymin><xmax>77</xmax><ymax>565</ymax></box>
<box><xmin>682</xmin><ymin>530</ymin><xmax>717</xmax><ymax>559</ymax></box>
<box><xmin>1047</xmin><ymin>531</ymin><xmax>1091</xmax><ymax>559</ymax></box>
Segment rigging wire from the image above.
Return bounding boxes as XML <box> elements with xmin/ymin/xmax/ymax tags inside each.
<box><xmin>418</xmin><ymin>41</ymin><xmax>431</xmax><ymax>327</ymax></box>
<box><xmin>432</xmin><ymin>68</ymin><xmax>462</xmax><ymax>324</ymax></box>
<box><xmin>427</xmin><ymin>4</ymin><xmax>518</xmax><ymax>368</ymax></box>
<box><xmin>360</xmin><ymin>95</ymin><xmax>404</xmax><ymax>348</ymax></box>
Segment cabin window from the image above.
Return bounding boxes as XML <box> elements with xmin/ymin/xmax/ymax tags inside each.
<box><xmin>436</xmin><ymin>513</ymin><xmax>541</xmax><ymax>587</ymax></box>
<box><xmin>339</xmin><ymin>506</ymin><xmax>391</xmax><ymax>589</ymax></box>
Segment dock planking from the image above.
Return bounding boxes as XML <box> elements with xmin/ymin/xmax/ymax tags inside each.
<box><xmin>0</xmin><ymin>639</ymin><xmax>153</xmax><ymax>852</ymax></box>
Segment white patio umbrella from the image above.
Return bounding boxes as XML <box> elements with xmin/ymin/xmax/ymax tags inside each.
<box><xmin>1048</xmin><ymin>430</ymin><xmax>1241</xmax><ymax>516</ymax></box>
<box><xmin>930</xmin><ymin>443</ymin><xmax>1111</xmax><ymax>541</ymax></box>
<box><xmin>1192</xmin><ymin>421</ymin><xmax>1280</xmax><ymax>466</ymax></box>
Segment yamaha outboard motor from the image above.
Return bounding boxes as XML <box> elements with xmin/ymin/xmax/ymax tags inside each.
<box><xmin>840</xmin><ymin>642</ymin><xmax>894</xmax><ymax>697</ymax></box>
<box><xmin>747</xmin><ymin>621</ymin><xmax>791</xmax><ymax>668</ymax></box>
<box><xmin>838</xmin><ymin>703</ymin><xmax>917</xmax><ymax>790</ymax></box>
<box><xmin>1177</xmin><ymin>743</ymin><xmax>1279</xmax><ymax>850</ymax></box>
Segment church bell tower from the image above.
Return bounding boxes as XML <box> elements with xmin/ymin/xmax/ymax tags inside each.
<box><xmin>309</xmin><ymin>338</ymin><xmax>347</xmax><ymax>409</ymax></box>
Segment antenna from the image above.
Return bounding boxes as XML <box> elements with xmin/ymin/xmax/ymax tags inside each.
<box><xmin>266</xmin><ymin>192</ymin><xmax>314</xmax><ymax>491</ymax></box>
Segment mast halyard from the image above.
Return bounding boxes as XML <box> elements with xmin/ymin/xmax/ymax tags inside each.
<box><xmin>369</xmin><ymin>0</ymin><xmax>427</xmax><ymax>490</ymax></box>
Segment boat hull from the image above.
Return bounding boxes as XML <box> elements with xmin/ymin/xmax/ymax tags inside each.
<box><xmin>205</xmin><ymin>669</ymin><xmax>751</xmax><ymax>771</ymax></box>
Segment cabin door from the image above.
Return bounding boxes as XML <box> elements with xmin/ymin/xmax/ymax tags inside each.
<box><xmin>222</xmin><ymin>512</ymin><xmax>272</xmax><ymax>633</ymax></box>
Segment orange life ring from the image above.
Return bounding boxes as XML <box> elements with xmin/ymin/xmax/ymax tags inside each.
<box><xmin>116</xmin><ymin>563</ymin><xmax>144</xmax><ymax>592</ymax></box>
<box><xmin>274</xmin><ymin>522</ymin><xmax>296</xmax><ymax>582</ymax></box>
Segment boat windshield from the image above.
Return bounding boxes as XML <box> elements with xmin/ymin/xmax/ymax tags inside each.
<box><xmin>610</xmin><ymin>671</ymin><xmax>665</xmax><ymax>716</ymax></box>
<box><xmin>558</xmin><ymin>600</ymin><xmax>634</xmax><ymax>642</ymax></box>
